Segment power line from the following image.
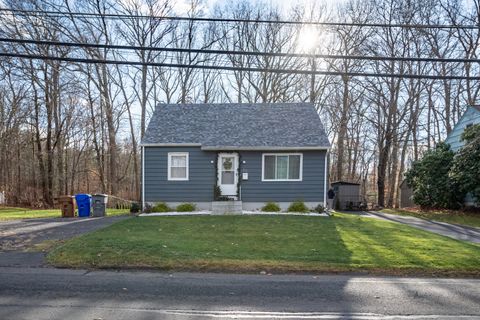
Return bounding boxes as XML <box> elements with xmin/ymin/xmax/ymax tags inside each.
<box><xmin>1</xmin><ymin>8</ymin><xmax>479</xmax><ymax>30</ymax></box>
<box><xmin>1</xmin><ymin>51</ymin><xmax>479</xmax><ymax>80</ymax></box>
<box><xmin>1</xmin><ymin>37</ymin><xmax>478</xmax><ymax>64</ymax></box>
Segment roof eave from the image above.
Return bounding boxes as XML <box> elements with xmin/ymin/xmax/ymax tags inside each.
<box><xmin>140</xmin><ymin>143</ymin><xmax>202</xmax><ymax>147</ymax></box>
<box><xmin>140</xmin><ymin>143</ymin><xmax>331</xmax><ymax>151</ymax></box>
<box><xmin>201</xmin><ymin>146</ymin><xmax>331</xmax><ymax>151</ymax></box>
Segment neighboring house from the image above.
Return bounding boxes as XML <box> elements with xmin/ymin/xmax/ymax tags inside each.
<box><xmin>398</xmin><ymin>106</ymin><xmax>480</xmax><ymax>208</ymax></box>
<box><xmin>444</xmin><ymin>105</ymin><xmax>480</xmax><ymax>206</ymax></box>
<box><xmin>444</xmin><ymin>105</ymin><xmax>480</xmax><ymax>152</ymax></box>
<box><xmin>141</xmin><ymin>103</ymin><xmax>330</xmax><ymax>211</ymax></box>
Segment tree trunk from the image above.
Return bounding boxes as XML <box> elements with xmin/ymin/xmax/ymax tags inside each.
<box><xmin>336</xmin><ymin>77</ymin><xmax>349</xmax><ymax>181</ymax></box>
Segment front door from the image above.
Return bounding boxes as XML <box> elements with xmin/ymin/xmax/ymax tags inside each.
<box><xmin>217</xmin><ymin>153</ymin><xmax>239</xmax><ymax>198</ymax></box>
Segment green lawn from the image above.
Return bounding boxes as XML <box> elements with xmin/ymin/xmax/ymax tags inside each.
<box><xmin>381</xmin><ymin>208</ymin><xmax>480</xmax><ymax>228</ymax></box>
<box><xmin>48</xmin><ymin>213</ymin><xmax>480</xmax><ymax>275</ymax></box>
<box><xmin>0</xmin><ymin>206</ymin><xmax>130</xmax><ymax>220</ymax></box>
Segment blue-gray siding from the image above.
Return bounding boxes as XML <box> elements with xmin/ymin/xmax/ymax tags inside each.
<box><xmin>240</xmin><ymin>151</ymin><xmax>326</xmax><ymax>202</ymax></box>
<box><xmin>144</xmin><ymin>147</ymin><xmax>216</xmax><ymax>202</ymax></box>
<box><xmin>444</xmin><ymin>107</ymin><xmax>480</xmax><ymax>152</ymax></box>
<box><xmin>143</xmin><ymin>147</ymin><xmax>326</xmax><ymax>203</ymax></box>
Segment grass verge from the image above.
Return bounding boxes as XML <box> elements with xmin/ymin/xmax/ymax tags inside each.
<box><xmin>381</xmin><ymin>208</ymin><xmax>480</xmax><ymax>228</ymax></box>
<box><xmin>48</xmin><ymin>213</ymin><xmax>480</xmax><ymax>276</ymax></box>
<box><xmin>0</xmin><ymin>206</ymin><xmax>130</xmax><ymax>220</ymax></box>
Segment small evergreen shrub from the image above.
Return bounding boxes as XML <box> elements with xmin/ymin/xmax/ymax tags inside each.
<box><xmin>312</xmin><ymin>204</ymin><xmax>325</xmax><ymax>213</ymax></box>
<box><xmin>176</xmin><ymin>203</ymin><xmax>196</xmax><ymax>212</ymax></box>
<box><xmin>262</xmin><ymin>202</ymin><xmax>281</xmax><ymax>212</ymax></box>
<box><xmin>213</xmin><ymin>185</ymin><xmax>222</xmax><ymax>200</ymax></box>
<box><xmin>130</xmin><ymin>202</ymin><xmax>140</xmax><ymax>213</ymax></box>
<box><xmin>152</xmin><ymin>202</ymin><xmax>171</xmax><ymax>213</ymax></box>
<box><xmin>287</xmin><ymin>200</ymin><xmax>309</xmax><ymax>213</ymax></box>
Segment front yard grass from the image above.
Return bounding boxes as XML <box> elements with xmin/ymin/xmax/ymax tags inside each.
<box><xmin>0</xmin><ymin>206</ymin><xmax>130</xmax><ymax>220</ymax></box>
<box><xmin>48</xmin><ymin>213</ymin><xmax>480</xmax><ymax>275</ymax></box>
<box><xmin>381</xmin><ymin>208</ymin><xmax>480</xmax><ymax>228</ymax></box>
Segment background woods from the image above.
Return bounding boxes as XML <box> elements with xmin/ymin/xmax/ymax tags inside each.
<box><xmin>0</xmin><ymin>0</ymin><xmax>478</xmax><ymax>207</ymax></box>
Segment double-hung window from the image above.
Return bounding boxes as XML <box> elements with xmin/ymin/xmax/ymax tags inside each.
<box><xmin>262</xmin><ymin>153</ymin><xmax>302</xmax><ymax>181</ymax></box>
<box><xmin>168</xmin><ymin>152</ymin><xmax>189</xmax><ymax>181</ymax></box>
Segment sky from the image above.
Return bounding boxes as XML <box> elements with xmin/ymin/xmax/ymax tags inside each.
<box><xmin>173</xmin><ymin>0</ymin><xmax>345</xmax><ymax>15</ymax></box>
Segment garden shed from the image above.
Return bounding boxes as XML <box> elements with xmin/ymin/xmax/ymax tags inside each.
<box><xmin>399</xmin><ymin>180</ymin><xmax>415</xmax><ymax>208</ymax></box>
<box><xmin>331</xmin><ymin>181</ymin><xmax>365</xmax><ymax>210</ymax></box>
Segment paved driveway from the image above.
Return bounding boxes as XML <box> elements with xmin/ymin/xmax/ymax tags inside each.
<box><xmin>359</xmin><ymin>211</ymin><xmax>480</xmax><ymax>243</ymax></box>
<box><xmin>0</xmin><ymin>216</ymin><xmax>129</xmax><ymax>267</ymax></box>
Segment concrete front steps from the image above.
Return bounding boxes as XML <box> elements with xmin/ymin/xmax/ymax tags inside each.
<box><xmin>211</xmin><ymin>201</ymin><xmax>243</xmax><ymax>214</ymax></box>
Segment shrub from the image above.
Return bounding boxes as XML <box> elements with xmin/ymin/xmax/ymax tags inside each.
<box><xmin>262</xmin><ymin>202</ymin><xmax>281</xmax><ymax>212</ymax></box>
<box><xmin>151</xmin><ymin>202</ymin><xmax>171</xmax><ymax>213</ymax></box>
<box><xmin>287</xmin><ymin>200</ymin><xmax>309</xmax><ymax>213</ymax></box>
<box><xmin>130</xmin><ymin>202</ymin><xmax>140</xmax><ymax>213</ymax></box>
<box><xmin>213</xmin><ymin>185</ymin><xmax>222</xmax><ymax>200</ymax></box>
<box><xmin>176</xmin><ymin>203</ymin><xmax>196</xmax><ymax>212</ymax></box>
<box><xmin>450</xmin><ymin>124</ymin><xmax>480</xmax><ymax>205</ymax></box>
<box><xmin>405</xmin><ymin>142</ymin><xmax>463</xmax><ymax>209</ymax></box>
<box><xmin>312</xmin><ymin>204</ymin><xmax>325</xmax><ymax>213</ymax></box>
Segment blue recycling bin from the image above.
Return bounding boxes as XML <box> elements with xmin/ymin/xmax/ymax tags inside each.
<box><xmin>75</xmin><ymin>194</ymin><xmax>92</xmax><ymax>217</ymax></box>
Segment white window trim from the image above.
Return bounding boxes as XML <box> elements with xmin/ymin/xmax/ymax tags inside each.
<box><xmin>168</xmin><ymin>152</ymin><xmax>189</xmax><ymax>181</ymax></box>
<box><xmin>261</xmin><ymin>153</ymin><xmax>303</xmax><ymax>182</ymax></box>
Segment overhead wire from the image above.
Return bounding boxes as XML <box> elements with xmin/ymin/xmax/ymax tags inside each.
<box><xmin>1</xmin><ymin>52</ymin><xmax>479</xmax><ymax>80</ymax></box>
<box><xmin>1</xmin><ymin>7</ymin><xmax>479</xmax><ymax>30</ymax></box>
<box><xmin>0</xmin><ymin>37</ymin><xmax>478</xmax><ymax>63</ymax></box>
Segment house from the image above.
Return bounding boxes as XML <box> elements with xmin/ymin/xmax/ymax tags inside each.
<box><xmin>444</xmin><ymin>105</ymin><xmax>480</xmax><ymax>152</ymax></box>
<box><xmin>444</xmin><ymin>105</ymin><xmax>480</xmax><ymax>206</ymax></box>
<box><xmin>141</xmin><ymin>103</ymin><xmax>330</xmax><ymax>212</ymax></box>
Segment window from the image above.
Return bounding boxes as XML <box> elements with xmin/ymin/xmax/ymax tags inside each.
<box><xmin>262</xmin><ymin>153</ymin><xmax>302</xmax><ymax>181</ymax></box>
<box><xmin>168</xmin><ymin>152</ymin><xmax>189</xmax><ymax>181</ymax></box>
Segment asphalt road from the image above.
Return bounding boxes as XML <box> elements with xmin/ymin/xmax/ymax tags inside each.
<box><xmin>1</xmin><ymin>267</ymin><xmax>479</xmax><ymax>320</ymax></box>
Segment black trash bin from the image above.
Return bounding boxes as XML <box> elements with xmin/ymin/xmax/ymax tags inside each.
<box><xmin>92</xmin><ymin>194</ymin><xmax>108</xmax><ymax>217</ymax></box>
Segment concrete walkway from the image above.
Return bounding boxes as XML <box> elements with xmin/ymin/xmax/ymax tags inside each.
<box><xmin>359</xmin><ymin>211</ymin><xmax>480</xmax><ymax>243</ymax></box>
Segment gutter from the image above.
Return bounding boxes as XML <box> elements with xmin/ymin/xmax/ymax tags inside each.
<box><xmin>139</xmin><ymin>143</ymin><xmax>331</xmax><ymax>151</ymax></box>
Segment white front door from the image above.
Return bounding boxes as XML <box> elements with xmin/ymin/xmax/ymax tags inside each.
<box><xmin>217</xmin><ymin>153</ymin><xmax>239</xmax><ymax>198</ymax></box>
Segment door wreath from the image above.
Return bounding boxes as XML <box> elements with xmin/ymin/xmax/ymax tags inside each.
<box><xmin>223</xmin><ymin>158</ymin><xmax>233</xmax><ymax>170</ymax></box>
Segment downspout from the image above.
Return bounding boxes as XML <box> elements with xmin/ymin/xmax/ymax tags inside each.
<box><xmin>237</xmin><ymin>152</ymin><xmax>241</xmax><ymax>201</ymax></box>
<box><xmin>141</xmin><ymin>145</ymin><xmax>145</xmax><ymax>210</ymax></box>
<box><xmin>324</xmin><ymin>150</ymin><xmax>329</xmax><ymax>206</ymax></box>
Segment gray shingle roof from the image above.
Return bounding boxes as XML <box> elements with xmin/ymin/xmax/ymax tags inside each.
<box><xmin>142</xmin><ymin>103</ymin><xmax>330</xmax><ymax>149</ymax></box>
